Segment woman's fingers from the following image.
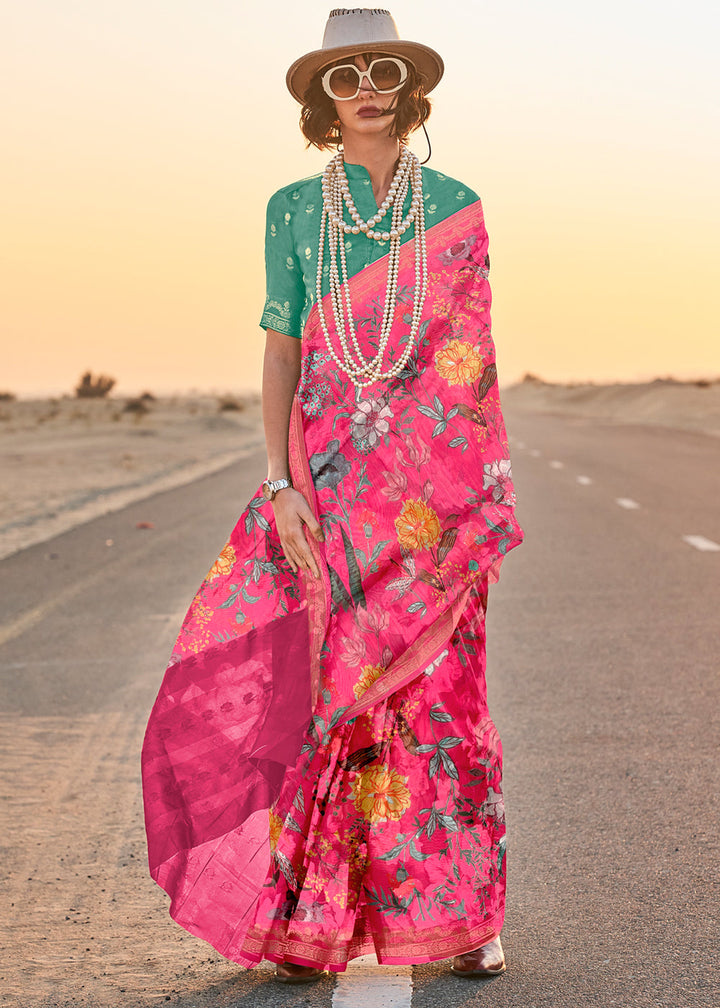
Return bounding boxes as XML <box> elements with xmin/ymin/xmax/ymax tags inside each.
<box><xmin>273</xmin><ymin>490</ymin><xmax>323</xmax><ymax>579</ymax></box>
<box><xmin>295</xmin><ymin>497</ymin><xmax>325</xmax><ymax>543</ymax></box>
<box><xmin>282</xmin><ymin>532</ymin><xmax>319</xmax><ymax>579</ymax></box>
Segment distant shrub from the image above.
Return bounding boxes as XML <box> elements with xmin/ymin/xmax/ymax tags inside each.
<box><xmin>0</xmin><ymin>391</ymin><xmax>16</xmax><ymax>401</ymax></box>
<box><xmin>218</xmin><ymin>395</ymin><xmax>245</xmax><ymax>412</ymax></box>
<box><xmin>123</xmin><ymin>397</ymin><xmax>150</xmax><ymax>415</ymax></box>
<box><xmin>75</xmin><ymin>371</ymin><xmax>116</xmax><ymax>398</ymax></box>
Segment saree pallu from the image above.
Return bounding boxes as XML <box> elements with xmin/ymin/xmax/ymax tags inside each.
<box><xmin>142</xmin><ymin>199</ymin><xmax>523</xmax><ymax>970</ymax></box>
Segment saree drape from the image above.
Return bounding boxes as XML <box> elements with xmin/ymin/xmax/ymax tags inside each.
<box><xmin>142</xmin><ymin>199</ymin><xmax>523</xmax><ymax>970</ymax></box>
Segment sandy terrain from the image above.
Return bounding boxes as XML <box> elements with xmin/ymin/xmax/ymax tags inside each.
<box><xmin>0</xmin><ymin>395</ymin><xmax>264</xmax><ymax>560</ymax></box>
<box><xmin>501</xmin><ymin>375</ymin><xmax>720</xmax><ymax>437</ymax></box>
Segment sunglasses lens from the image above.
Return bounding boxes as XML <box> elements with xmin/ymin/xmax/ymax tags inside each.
<box><xmin>371</xmin><ymin>59</ymin><xmax>403</xmax><ymax>91</ymax></box>
<box><xmin>327</xmin><ymin>65</ymin><xmax>360</xmax><ymax>99</ymax></box>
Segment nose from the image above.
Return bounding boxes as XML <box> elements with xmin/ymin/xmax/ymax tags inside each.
<box><xmin>358</xmin><ymin>72</ymin><xmax>375</xmax><ymax>93</ymax></box>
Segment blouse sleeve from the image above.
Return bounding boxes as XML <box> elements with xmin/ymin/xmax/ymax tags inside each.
<box><xmin>259</xmin><ymin>189</ymin><xmax>305</xmax><ymax>339</ymax></box>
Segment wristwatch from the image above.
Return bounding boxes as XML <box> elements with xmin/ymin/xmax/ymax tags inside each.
<box><xmin>262</xmin><ymin>477</ymin><xmax>293</xmax><ymax>501</ymax></box>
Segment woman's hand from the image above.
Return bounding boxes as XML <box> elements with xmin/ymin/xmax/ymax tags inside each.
<box><xmin>272</xmin><ymin>487</ymin><xmax>324</xmax><ymax>578</ymax></box>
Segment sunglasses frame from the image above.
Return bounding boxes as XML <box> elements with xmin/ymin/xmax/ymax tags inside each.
<box><xmin>321</xmin><ymin>56</ymin><xmax>408</xmax><ymax>101</ymax></box>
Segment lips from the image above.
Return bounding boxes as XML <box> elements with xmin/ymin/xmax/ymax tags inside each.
<box><xmin>357</xmin><ymin>106</ymin><xmax>382</xmax><ymax>118</ymax></box>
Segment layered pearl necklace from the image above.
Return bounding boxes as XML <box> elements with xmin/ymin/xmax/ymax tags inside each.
<box><xmin>316</xmin><ymin>147</ymin><xmax>428</xmax><ymax>389</ymax></box>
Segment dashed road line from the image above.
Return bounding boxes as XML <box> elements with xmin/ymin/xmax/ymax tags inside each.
<box><xmin>529</xmin><ymin>449</ymin><xmax>541</xmax><ymax>457</ymax></box>
<box><xmin>332</xmin><ymin>955</ymin><xmax>412</xmax><ymax>1008</ymax></box>
<box><xmin>549</xmin><ymin>460</ymin><xmax>564</xmax><ymax>469</ymax></box>
<box><xmin>615</xmin><ymin>498</ymin><xmax>641</xmax><ymax>510</ymax></box>
<box><xmin>682</xmin><ymin>535</ymin><xmax>720</xmax><ymax>552</ymax></box>
<box><xmin>576</xmin><ymin>475</ymin><xmax>593</xmax><ymax>486</ymax></box>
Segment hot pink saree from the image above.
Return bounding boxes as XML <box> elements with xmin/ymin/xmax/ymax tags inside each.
<box><xmin>142</xmin><ymin>200</ymin><xmax>523</xmax><ymax>971</ymax></box>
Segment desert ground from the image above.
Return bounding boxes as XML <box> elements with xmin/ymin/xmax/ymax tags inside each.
<box><xmin>0</xmin><ymin>393</ymin><xmax>264</xmax><ymax>561</ymax></box>
<box><xmin>501</xmin><ymin>375</ymin><xmax>720</xmax><ymax>437</ymax></box>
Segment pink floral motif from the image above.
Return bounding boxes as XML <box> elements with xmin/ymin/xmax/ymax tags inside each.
<box><xmin>356</xmin><ymin>604</ymin><xmax>390</xmax><ymax>635</ymax></box>
<box><xmin>482</xmin><ymin>459</ymin><xmax>513</xmax><ymax>503</ymax></box>
<box><xmin>381</xmin><ymin>468</ymin><xmax>408</xmax><ymax>501</ymax></box>
<box><xmin>350</xmin><ymin>396</ymin><xmax>394</xmax><ymax>452</ymax></box>
<box><xmin>399</xmin><ymin>434</ymin><xmax>430</xmax><ymax>469</ymax></box>
<box><xmin>339</xmin><ymin>635</ymin><xmax>367</xmax><ymax>666</ymax></box>
<box><xmin>482</xmin><ymin>786</ymin><xmax>505</xmax><ymax>824</ymax></box>
<box><xmin>438</xmin><ymin>236</ymin><xmax>477</xmax><ymax>265</ymax></box>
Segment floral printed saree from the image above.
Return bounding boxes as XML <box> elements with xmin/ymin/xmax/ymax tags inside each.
<box><xmin>142</xmin><ymin>198</ymin><xmax>523</xmax><ymax>971</ymax></box>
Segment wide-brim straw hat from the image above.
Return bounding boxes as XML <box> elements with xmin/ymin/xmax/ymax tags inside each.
<box><xmin>286</xmin><ymin>8</ymin><xmax>444</xmax><ymax>104</ymax></box>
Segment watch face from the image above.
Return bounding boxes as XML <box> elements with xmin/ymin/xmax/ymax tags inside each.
<box><xmin>262</xmin><ymin>481</ymin><xmax>273</xmax><ymax>501</ymax></box>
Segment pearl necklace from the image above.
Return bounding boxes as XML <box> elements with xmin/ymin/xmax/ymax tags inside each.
<box><xmin>316</xmin><ymin>148</ymin><xmax>428</xmax><ymax>389</ymax></box>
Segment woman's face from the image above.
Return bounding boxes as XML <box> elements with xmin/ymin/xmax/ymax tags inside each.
<box><xmin>328</xmin><ymin>53</ymin><xmax>402</xmax><ymax>142</ymax></box>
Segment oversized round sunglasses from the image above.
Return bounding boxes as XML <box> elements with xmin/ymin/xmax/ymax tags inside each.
<box><xmin>321</xmin><ymin>57</ymin><xmax>408</xmax><ymax>101</ymax></box>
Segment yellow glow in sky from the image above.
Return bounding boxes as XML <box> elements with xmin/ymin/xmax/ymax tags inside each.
<box><xmin>3</xmin><ymin>0</ymin><xmax>719</xmax><ymax>395</ymax></box>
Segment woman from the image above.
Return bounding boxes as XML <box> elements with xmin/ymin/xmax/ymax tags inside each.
<box><xmin>142</xmin><ymin>8</ymin><xmax>522</xmax><ymax>984</ymax></box>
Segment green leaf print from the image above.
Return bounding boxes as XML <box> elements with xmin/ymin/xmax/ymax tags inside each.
<box><xmin>408</xmin><ymin>840</ymin><xmax>431</xmax><ymax>862</ymax></box>
<box><xmin>340</xmin><ymin>526</ymin><xmax>367</xmax><ymax>610</ymax></box>
<box><xmin>438</xmin><ymin>736</ymin><xmax>464</xmax><ymax>749</ymax></box>
<box><xmin>439</xmin><ymin>748</ymin><xmax>460</xmax><ymax>781</ymax></box>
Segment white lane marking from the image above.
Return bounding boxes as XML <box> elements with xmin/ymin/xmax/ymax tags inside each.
<box><xmin>515</xmin><ymin>440</ymin><xmax>526</xmax><ymax>450</ymax></box>
<box><xmin>529</xmin><ymin>449</ymin><xmax>541</xmax><ymax>457</ymax></box>
<box><xmin>616</xmin><ymin>498</ymin><xmax>640</xmax><ymax>510</ymax></box>
<box><xmin>682</xmin><ymin>535</ymin><xmax>720</xmax><ymax>552</ymax></box>
<box><xmin>332</xmin><ymin>955</ymin><xmax>412</xmax><ymax>1008</ymax></box>
<box><xmin>576</xmin><ymin>475</ymin><xmax>593</xmax><ymax>486</ymax></box>
<box><xmin>549</xmin><ymin>460</ymin><xmax>564</xmax><ymax>469</ymax></box>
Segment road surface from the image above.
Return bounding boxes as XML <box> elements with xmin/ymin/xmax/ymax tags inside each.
<box><xmin>1</xmin><ymin>411</ymin><xmax>718</xmax><ymax>1007</ymax></box>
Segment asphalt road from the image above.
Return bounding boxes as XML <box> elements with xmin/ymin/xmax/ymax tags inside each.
<box><xmin>1</xmin><ymin>412</ymin><xmax>718</xmax><ymax>1007</ymax></box>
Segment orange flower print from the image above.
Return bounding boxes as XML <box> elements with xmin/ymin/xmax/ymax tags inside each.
<box><xmin>435</xmin><ymin>340</ymin><xmax>483</xmax><ymax>386</ymax></box>
<box><xmin>353</xmin><ymin>664</ymin><xmax>385</xmax><ymax>700</ymax></box>
<box><xmin>268</xmin><ymin>809</ymin><xmax>283</xmax><ymax>852</ymax></box>
<box><xmin>350</xmin><ymin>764</ymin><xmax>411</xmax><ymax>823</ymax></box>
<box><xmin>395</xmin><ymin>499</ymin><xmax>442</xmax><ymax>551</ymax></box>
<box><xmin>206</xmin><ymin>542</ymin><xmax>236</xmax><ymax>581</ymax></box>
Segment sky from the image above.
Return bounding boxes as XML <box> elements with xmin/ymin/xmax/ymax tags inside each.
<box><xmin>4</xmin><ymin>0</ymin><xmax>719</xmax><ymax>396</ymax></box>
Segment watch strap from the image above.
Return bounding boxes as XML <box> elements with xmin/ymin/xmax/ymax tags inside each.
<box><xmin>263</xmin><ymin>477</ymin><xmax>292</xmax><ymax>500</ymax></box>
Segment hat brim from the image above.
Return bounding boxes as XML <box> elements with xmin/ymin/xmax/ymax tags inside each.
<box><xmin>286</xmin><ymin>40</ymin><xmax>444</xmax><ymax>104</ymax></box>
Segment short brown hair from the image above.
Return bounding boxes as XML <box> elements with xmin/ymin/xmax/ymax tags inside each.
<box><xmin>300</xmin><ymin>53</ymin><xmax>431</xmax><ymax>151</ymax></box>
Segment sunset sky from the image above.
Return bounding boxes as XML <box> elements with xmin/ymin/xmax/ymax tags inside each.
<box><xmin>4</xmin><ymin>0</ymin><xmax>719</xmax><ymax>396</ymax></box>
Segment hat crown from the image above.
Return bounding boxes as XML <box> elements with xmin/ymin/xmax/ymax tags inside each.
<box><xmin>322</xmin><ymin>8</ymin><xmax>400</xmax><ymax>50</ymax></box>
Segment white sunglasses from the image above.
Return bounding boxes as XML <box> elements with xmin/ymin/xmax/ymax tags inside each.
<box><xmin>321</xmin><ymin>57</ymin><xmax>408</xmax><ymax>101</ymax></box>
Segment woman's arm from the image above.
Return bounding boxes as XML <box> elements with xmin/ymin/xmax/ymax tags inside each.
<box><xmin>262</xmin><ymin>328</ymin><xmax>324</xmax><ymax>578</ymax></box>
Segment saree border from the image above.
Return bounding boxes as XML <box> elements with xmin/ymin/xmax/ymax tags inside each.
<box><xmin>240</xmin><ymin>908</ymin><xmax>503</xmax><ymax>971</ymax></box>
<box><xmin>288</xmin><ymin>396</ymin><xmax>331</xmax><ymax>707</ymax></box>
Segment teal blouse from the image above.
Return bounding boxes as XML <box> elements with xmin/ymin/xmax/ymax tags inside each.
<box><xmin>259</xmin><ymin>163</ymin><xmax>479</xmax><ymax>339</ymax></box>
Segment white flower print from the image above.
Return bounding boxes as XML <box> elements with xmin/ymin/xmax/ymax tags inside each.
<box><xmin>482</xmin><ymin>459</ymin><xmax>513</xmax><ymax>503</ymax></box>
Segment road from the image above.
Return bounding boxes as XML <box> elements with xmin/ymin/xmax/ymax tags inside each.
<box><xmin>1</xmin><ymin>412</ymin><xmax>718</xmax><ymax>1007</ymax></box>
